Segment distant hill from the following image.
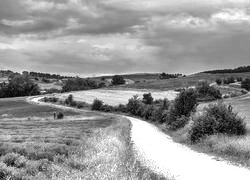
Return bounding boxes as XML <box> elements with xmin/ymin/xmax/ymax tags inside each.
<box><xmin>203</xmin><ymin>66</ymin><xmax>250</xmax><ymax>74</ymax></box>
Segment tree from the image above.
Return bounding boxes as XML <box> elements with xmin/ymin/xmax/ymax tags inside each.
<box><xmin>142</xmin><ymin>93</ymin><xmax>153</xmax><ymax>105</ymax></box>
<box><xmin>215</xmin><ymin>79</ymin><xmax>222</xmax><ymax>85</ymax></box>
<box><xmin>111</xmin><ymin>75</ymin><xmax>125</xmax><ymax>85</ymax></box>
<box><xmin>0</xmin><ymin>74</ymin><xmax>40</xmax><ymax>98</ymax></box>
<box><xmin>241</xmin><ymin>78</ymin><xmax>250</xmax><ymax>91</ymax></box>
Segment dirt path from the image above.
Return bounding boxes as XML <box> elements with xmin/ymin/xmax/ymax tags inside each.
<box><xmin>127</xmin><ymin>116</ymin><xmax>250</xmax><ymax>180</ymax></box>
<box><xmin>28</xmin><ymin>96</ymin><xmax>250</xmax><ymax>180</ymax></box>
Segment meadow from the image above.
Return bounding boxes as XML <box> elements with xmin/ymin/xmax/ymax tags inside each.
<box><xmin>121</xmin><ymin>72</ymin><xmax>250</xmax><ymax>90</ymax></box>
<box><xmin>0</xmin><ymin>98</ymin><xmax>160</xmax><ymax>179</ymax></box>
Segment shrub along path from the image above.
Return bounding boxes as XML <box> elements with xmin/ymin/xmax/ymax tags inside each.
<box><xmin>28</xmin><ymin>95</ymin><xmax>250</xmax><ymax>180</ymax></box>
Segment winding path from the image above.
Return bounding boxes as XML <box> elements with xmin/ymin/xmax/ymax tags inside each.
<box><xmin>28</xmin><ymin>96</ymin><xmax>250</xmax><ymax>180</ymax></box>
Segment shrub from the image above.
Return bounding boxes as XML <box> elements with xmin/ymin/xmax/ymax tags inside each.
<box><xmin>114</xmin><ymin>104</ymin><xmax>127</xmax><ymax>113</ymax></box>
<box><xmin>196</xmin><ymin>81</ymin><xmax>222</xmax><ymax>101</ymax></box>
<box><xmin>2</xmin><ymin>153</ymin><xmax>20</xmax><ymax>167</ymax></box>
<box><xmin>142</xmin><ymin>93</ymin><xmax>153</xmax><ymax>105</ymax></box>
<box><xmin>189</xmin><ymin>103</ymin><xmax>246</xmax><ymax>142</ymax></box>
<box><xmin>62</xmin><ymin>77</ymin><xmax>98</xmax><ymax>92</ymax></box>
<box><xmin>241</xmin><ymin>78</ymin><xmax>250</xmax><ymax>91</ymax></box>
<box><xmin>174</xmin><ymin>89</ymin><xmax>198</xmax><ymax>117</ymax></box>
<box><xmin>111</xmin><ymin>75</ymin><xmax>125</xmax><ymax>85</ymax></box>
<box><xmin>215</xmin><ymin>79</ymin><xmax>222</xmax><ymax>85</ymax></box>
<box><xmin>65</xmin><ymin>94</ymin><xmax>74</xmax><ymax>105</ymax></box>
<box><xmin>57</xmin><ymin>112</ymin><xmax>64</xmax><ymax>119</ymax></box>
<box><xmin>100</xmin><ymin>104</ymin><xmax>114</xmax><ymax>112</ymax></box>
<box><xmin>236</xmin><ymin>77</ymin><xmax>243</xmax><ymax>82</ymax></box>
<box><xmin>91</xmin><ymin>99</ymin><xmax>104</xmax><ymax>111</ymax></box>
<box><xmin>127</xmin><ymin>95</ymin><xmax>144</xmax><ymax>116</ymax></box>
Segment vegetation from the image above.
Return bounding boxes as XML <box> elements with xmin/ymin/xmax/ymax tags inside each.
<box><xmin>196</xmin><ymin>81</ymin><xmax>222</xmax><ymax>101</ymax></box>
<box><xmin>159</xmin><ymin>73</ymin><xmax>183</xmax><ymax>79</ymax></box>
<box><xmin>189</xmin><ymin>103</ymin><xmax>246</xmax><ymax>142</ymax></box>
<box><xmin>111</xmin><ymin>75</ymin><xmax>125</xmax><ymax>85</ymax></box>
<box><xmin>29</xmin><ymin>71</ymin><xmax>72</xmax><ymax>79</ymax></box>
<box><xmin>223</xmin><ymin>76</ymin><xmax>235</xmax><ymax>84</ymax></box>
<box><xmin>0</xmin><ymin>74</ymin><xmax>40</xmax><ymax>98</ymax></box>
<box><xmin>91</xmin><ymin>99</ymin><xmax>104</xmax><ymax>111</ymax></box>
<box><xmin>203</xmin><ymin>65</ymin><xmax>250</xmax><ymax>74</ymax></box>
<box><xmin>215</xmin><ymin>79</ymin><xmax>222</xmax><ymax>85</ymax></box>
<box><xmin>142</xmin><ymin>93</ymin><xmax>154</xmax><ymax>105</ymax></box>
<box><xmin>241</xmin><ymin>78</ymin><xmax>250</xmax><ymax>91</ymax></box>
<box><xmin>62</xmin><ymin>77</ymin><xmax>100</xmax><ymax>92</ymax></box>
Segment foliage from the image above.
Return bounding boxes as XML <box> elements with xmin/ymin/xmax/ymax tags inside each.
<box><xmin>241</xmin><ymin>78</ymin><xmax>250</xmax><ymax>91</ymax></box>
<box><xmin>142</xmin><ymin>93</ymin><xmax>153</xmax><ymax>105</ymax></box>
<box><xmin>159</xmin><ymin>73</ymin><xmax>183</xmax><ymax>79</ymax></box>
<box><xmin>196</xmin><ymin>81</ymin><xmax>222</xmax><ymax>101</ymax></box>
<box><xmin>62</xmin><ymin>77</ymin><xmax>99</xmax><ymax>92</ymax></box>
<box><xmin>236</xmin><ymin>77</ymin><xmax>243</xmax><ymax>82</ymax></box>
<box><xmin>223</xmin><ymin>77</ymin><xmax>235</xmax><ymax>84</ymax></box>
<box><xmin>0</xmin><ymin>74</ymin><xmax>40</xmax><ymax>98</ymax></box>
<box><xmin>91</xmin><ymin>99</ymin><xmax>104</xmax><ymax>111</ymax></box>
<box><xmin>215</xmin><ymin>79</ymin><xmax>222</xmax><ymax>85</ymax></box>
<box><xmin>111</xmin><ymin>75</ymin><xmax>126</xmax><ymax>85</ymax></box>
<box><xmin>203</xmin><ymin>65</ymin><xmax>250</xmax><ymax>74</ymax></box>
<box><xmin>189</xmin><ymin>103</ymin><xmax>246</xmax><ymax>142</ymax></box>
<box><xmin>57</xmin><ymin>112</ymin><xmax>64</xmax><ymax>119</ymax></box>
<box><xmin>127</xmin><ymin>95</ymin><xmax>144</xmax><ymax>116</ymax></box>
<box><xmin>174</xmin><ymin>88</ymin><xmax>198</xmax><ymax>117</ymax></box>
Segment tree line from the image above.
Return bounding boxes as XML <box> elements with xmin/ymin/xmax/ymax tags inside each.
<box><xmin>203</xmin><ymin>65</ymin><xmax>250</xmax><ymax>74</ymax></box>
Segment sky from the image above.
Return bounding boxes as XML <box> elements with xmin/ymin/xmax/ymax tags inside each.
<box><xmin>1</xmin><ymin>0</ymin><xmax>250</xmax><ymax>76</ymax></box>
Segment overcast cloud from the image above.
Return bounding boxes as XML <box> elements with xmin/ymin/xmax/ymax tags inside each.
<box><xmin>0</xmin><ymin>0</ymin><xmax>250</xmax><ymax>76</ymax></box>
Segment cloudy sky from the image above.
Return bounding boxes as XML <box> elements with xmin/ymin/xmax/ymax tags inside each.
<box><xmin>0</xmin><ymin>0</ymin><xmax>250</xmax><ymax>76</ymax></box>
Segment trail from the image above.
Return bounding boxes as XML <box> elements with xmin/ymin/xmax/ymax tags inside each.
<box><xmin>127</xmin><ymin>116</ymin><xmax>250</xmax><ymax>180</ymax></box>
<box><xmin>28</xmin><ymin>95</ymin><xmax>250</xmax><ymax>180</ymax></box>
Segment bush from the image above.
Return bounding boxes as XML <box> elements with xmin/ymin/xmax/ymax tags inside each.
<box><xmin>215</xmin><ymin>79</ymin><xmax>222</xmax><ymax>85</ymax></box>
<box><xmin>236</xmin><ymin>77</ymin><xmax>243</xmax><ymax>82</ymax></box>
<box><xmin>100</xmin><ymin>104</ymin><xmax>114</xmax><ymax>112</ymax></box>
<box><xmin>111</xmin><ymin>75</ymin><xmax>125</xmax><ymax>85</ymax></box>
<box><xmin>241</xmin><ymin>78</ymin><xmax>250</xmax><ymax>91</ymax></box>
<box><xmin>65</xmin><ymin>94</ymin><xmax>74</xmax><ymax>105</ymax></box>
<box><xmin>91</xmin><ymin>99</ymin><xmax>104</xmax><ymax>111</ymax></box>
<box><xmin>127</xmin><ymin>95</ymin><xmax>144</xmax><ymax>116</ymax></box>
<box><xmin>196</xmin><ymin>81</ymin><xmax>222</xmax><ymax>101</ymax></box>
<box><xmin>57</xmin><ymin>112</ymin><xmax>64</xmax><ymax>119</ymax></box>
<box><xmin>62</xmin><ymin>77</ymin><xmax>99</xmax><ymax>92</ymax></box>
<box><xmin>174</xmin><ymin>89</ymin><xmax>198</xmax><ymax>117</ymax></box>
<box><xmin>142</xmin><ymin>93</ymin><xmax>154</xmax><ymax>105</ymax></box>
<box><xmin>189</xmin><ymin>103</ymin><xmax>246</xmax><ymax>142</ymax></box>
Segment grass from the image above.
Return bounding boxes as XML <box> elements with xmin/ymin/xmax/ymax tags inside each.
<box><xmin>0</xmin><ymin>98</ymin><xmax>163</xmax><ymax>179</ymax></box>
<box><xmin>120</xmin><ymin>72</ymin><xmax>250</xmax><ymax>90</ymax></box>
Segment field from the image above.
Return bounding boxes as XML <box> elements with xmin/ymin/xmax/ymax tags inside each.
<box><xmin>0</xmin><ymin>98</ymin><xmax>158</xmax><ymax>179</ymax></box>
<box><xmin>119</xmin><ymin>72</ymin><xmax>250</xmax><ymax>90</ymax></box>
<box><xmin>55</xmin><ymin>89</ymin><xmax>178</xmax><ymax>106</ymax></box>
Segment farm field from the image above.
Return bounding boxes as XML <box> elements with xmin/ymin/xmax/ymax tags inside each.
<box><xmin>0</xmin><ymin>98</ymin><xmax>155</xmax><ymax>179</ymax></box>
<box><xmin>55</xmin><ymin>89</ymin><xmax>178</xmax><ymax>106</ymax></box>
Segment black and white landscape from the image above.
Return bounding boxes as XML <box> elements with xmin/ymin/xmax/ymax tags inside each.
<box><xmin>1</xmin><ymin>0</ymin><xmax>250</xmax><ymax>180</ymax></box>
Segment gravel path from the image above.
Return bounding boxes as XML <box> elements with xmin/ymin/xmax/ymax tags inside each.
<box><xmin>127</xmin><ymin>116</ymin><xmax>250</xmax><ymax>180</ymax></box>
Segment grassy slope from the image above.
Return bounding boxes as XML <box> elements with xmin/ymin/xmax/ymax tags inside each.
<box><xmin>117</xmin><ymin>72</ymin><xmax>250</xmax><ymax>90</ymax></box>
<box><xmin>0</xmin><ymin>98</ymin><xmax>162</xmax><ymax>179</ymax></box>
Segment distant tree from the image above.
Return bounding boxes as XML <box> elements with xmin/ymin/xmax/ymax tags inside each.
<box><xmin>0</xmin><ymin>74</ymin><xmax>40</xmax><ymax>98</ymax></box>
<box><xmin>241</xmin><ymin>78</ymin><xmax>250</xmax><ymax>91</ymax></box>
<box><xmin>111</xmin><ymin>75</ymin><xmax>125</xmax><ymax>85</ymax></box>
<box><xmin>142</xmin><ymin>93</ymin><xmax>154</xmax><ymax>105</ymax></box>
<box><xmin>236</xmin><ymin>77</ymin><xmax>243</xmax><ymax>82</ymax></box>
<box><xmin>215</xmin><ymin>79</ymin><xmax>222</xmax><ymax>85</ymax></box>
<box><xmin>62</xmin><ymin>77</ymin><xmax>99</xmax><ymax>92</ymax></box>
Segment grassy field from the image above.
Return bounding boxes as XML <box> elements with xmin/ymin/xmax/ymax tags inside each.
<box><xmin>0</xmin><ymin>98</ymin><xmax>162</xmax><ymax>179</ymax></box>
<box><xmin>119</xmin><ymin>72</ymin><xmax>250</xmax><ymax>90</ymax></box>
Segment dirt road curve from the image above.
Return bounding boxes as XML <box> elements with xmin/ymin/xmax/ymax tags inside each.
<box><xmin>127</xmin><ymin>116</ymin><xmax>250</xmax><ymax>180</ymax></box>
<box><xmin>28</xmin><ymin>96</ymin><xmax>250</xmax><ymax>180</ymax></box>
